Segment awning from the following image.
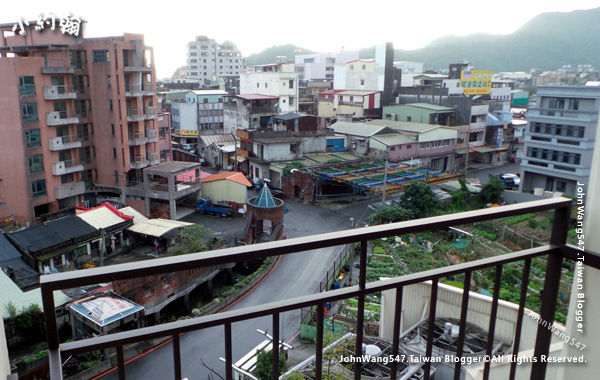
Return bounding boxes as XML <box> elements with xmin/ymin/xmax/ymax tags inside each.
<box><xmin>471</xmin><ymin>146</ymin><xmax>509</xmax><ymax>153</ymax></box>
<box><xmin>128</xmin><ymin>219</ymin><xmax>193</xmax><ymax>238</ymax></box>
<box><xmin>456</xmin><ymin>149</ymin><xmax>469</xmax><ymax>154</ymax></box>
<box><xmin>236</xmin><ymin>156</ymin><xmax>247</xmax><ymax>163</ymax></box>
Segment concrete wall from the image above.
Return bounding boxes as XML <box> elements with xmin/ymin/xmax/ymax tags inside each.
<box><xmin>172</xmin><ymin>102</ymin><xmax>197</xmax><ymax>132</ymax></box>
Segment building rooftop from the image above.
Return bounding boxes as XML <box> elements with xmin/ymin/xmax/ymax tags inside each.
<box><xmin>202</xmin><ymin>172</ymin><xmax>252</xmax><ymax>187</ymax></box>
<box><xmin>237</xmin><ymin>94</ymin><xmax>280</xmax><ymax>101</ymax></box>
<box><xmin>403</xmin><ymin>103</ymin><xmax>455</xmax><ymax>112</ymax></box>
<box><xmin>199</xmin><ymin>134</ymin><xmax>236</xmax><ymax>146</ymax></box>
<box><xmin>367</xmin><ymin>119</ymin><xmax>442</xmax><ymax>133</ymax></box>
<box><xmin>144</xmin><ymin>161</ymin><xmax>201</xmax><ymax>175</ymax></box>
<box><xmin>272</xmin><ymin>113</ymin><xmax>309</xmax><ymax>121</ymax></box>
<box><xmin>371</xmin><ymin>133</ymin><xmax>416</xmax><ymax>146</ymax></box>
<box><xmin>188</xmin><ymin>90</ymin><xmax>229</xmax><ymax>96</ymax></box>
<box><xmin>330</xmin><ymin>121</ymin><xmax>393</xmax><ymax>137</ymax></box>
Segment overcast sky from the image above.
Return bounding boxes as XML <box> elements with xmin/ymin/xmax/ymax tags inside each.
<box><xmin>5</xmin><ymin>1</ymin><xmax>600</xmax><ymax>78</ymax></box>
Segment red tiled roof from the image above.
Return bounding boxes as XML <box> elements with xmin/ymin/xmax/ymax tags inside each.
<box><xmin>201</xmin><ymin>172</ymin><xmax>252</xmax><ymax>187</ymax></box>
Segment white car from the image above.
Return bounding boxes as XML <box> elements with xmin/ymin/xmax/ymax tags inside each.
<box><xmin>501</xmin><ymin>173</ymin><xmax>520</xmax><ymax>186</ymax></box>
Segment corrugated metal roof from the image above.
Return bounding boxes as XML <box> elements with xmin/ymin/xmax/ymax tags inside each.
<box><xmin>199</xmin><ymin>134</ymin><xmax>236</xmax><ymax>146</ymax></box>
<box><xmin>0</xmin><ymin>270</ymin><xmax>69</xmax><ymax>318</ymax></box>
<box><xmin>8</xmin><ymin>216</ymin><xmax>97</xmax><ymax>253</ymax></box>
<box><xmin>330</xmin><ymin>121</ymin><xmax>390</xmax><ymax>137</ymax></box>
<box><xmin>371</xmin><ymin>133</ymin><xmax>416</xmax><ymax>146</ymax></box>
<box><xmin>128</xmin><ymin>219</ymin><xmax>193</xmax><ymax>238</ymax></box>
<box><xmin>367</xmin><ymin>119</ymin><xmax>438</xmax><ymax>133</ymax></box>
<box><xmin>76</xmin><ymin>206</ymin><xmax>130</xmax><ymax>229</ymax></box>
<box><xmin>118</xmin><ymin>207</ymin><xmax>148</xmax><ymax>223</ymax></box>
<box><xmin>272</xmin><ymin>112</ymin><xmax>307</xmax><ymax>121</ymax></box>
<box><xmin>0</xmin><ymin>233</ymin><xmax>38</xmax><ymax>288</ymax></box>
<box><xmin>237</xmin><ymin>94</ymin><xmax>279</xmax><ymax>100</ymax></box>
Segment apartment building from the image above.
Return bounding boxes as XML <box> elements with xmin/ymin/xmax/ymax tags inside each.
<box><xmin>185</xmin><ymin>36</ymin><xmax>244</xmax><ymax>85</ymax></box>
<box><xmin>0</xmin><ymin>23</ymin><xmax>166</xmax><ymax>225</ymax></box>
<box><xmin>239</xmin><ymin>63</ymin><xmax>299</xmax><ymax>113</ymax></box>
<box><xmin>520</xmin><ymin>84</ymin><xmax>600</xmax><ymax>195</ymax></box>
<box><xmin>294</xmin><ymin>50</ymin><xmax>359</xmax><ymax>82</ymax></box>
<box><xmin>171</xmin><ymin>90</ymin><xmax>228</xmax><ymax>135</ymax></box>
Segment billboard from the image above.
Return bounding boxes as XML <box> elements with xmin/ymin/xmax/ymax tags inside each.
<box><xmin>461</xmin><ymin>70</ymin><xmax>493</xmax><ymax>95</ymax></box>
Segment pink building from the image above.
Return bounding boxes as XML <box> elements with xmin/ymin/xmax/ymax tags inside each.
<box><xmin>0</xmin><ymin>22</ymin><xmax>170</xmax><ymax>225</ymax></box>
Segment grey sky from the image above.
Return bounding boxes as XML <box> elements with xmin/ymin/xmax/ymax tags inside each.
<box><xmin>5</xmin><ymin>1</ymin><xmax>600</xmax><ymax>78</ymax></box>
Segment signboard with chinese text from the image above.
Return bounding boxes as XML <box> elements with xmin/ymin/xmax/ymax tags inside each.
<box><xmin>461</xmin><ymin>70</ymin><xmax>493</xmax><ymax>95</ymax></box>
<box><xmin>180</xmin><ymin>129</ymin><xmax>199</xmax><ymax>136</ymax></box>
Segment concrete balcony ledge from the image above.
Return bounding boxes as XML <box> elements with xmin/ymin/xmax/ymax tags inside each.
<box><xmin>130</xmin><ymin>156</ymin><xmax>149</xmax><ymax>169</ymax></box>
<box><xmin>55</xmin><ymin>181</ymin><xmax>85</xmax><ymax>199</ymax></box>
<box><xmin>44</xmin><ymin>86</ymin><xmax>77</xmax><ymax>100</ymax></box>
<box><xmin>123</xmin><ymin>66</ymin><xmax>153</xmax><ymax>72</ymax></box>
<box><xmin>49</xmin><ymin>136</ymin><xmax>82</xmax><ymax>151</ymax></box>
<box><xmin>52</xmin><ymin>160</ymin><xmax>84</xmax><ymax>175</ymax></box>
<box><xmin>47</xmin><ymin>111</ymin><xmax>79</xmax><ymax>126</ymax></box>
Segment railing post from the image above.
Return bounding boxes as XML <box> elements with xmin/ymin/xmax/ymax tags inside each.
<box><xmin>272</xmin><ymin>312</ymin><xmax>280</xmax><ymax>380</ymax></box>
<box><xmin>315</xmin><ymin>303</ymin><xmax>324</xmax><ymax>380</ymax></box>
<box><xmin>483</xmin><ymin>265</ymin><xmax>503</xmax><ymax>379</ymax></box>
<box><xmin>354</xmin><ymin>240</ymin><xmax>368</xmax><ymax>380</ymax></box>
<box><xmin>116</xmin><ymin>345</ymin><xmax>126</xmax><ymax>380</ymax></box>
<box><xmin>173</xmin><ymin>333</ymin><xmax>182</xmax><ymax>380</ymax></box>
<box><xmin>424</xmin><ymin>279</ymin><xmax>438</xmax><ymax>380</ymax></box>
<box><xmin>390</xmin><ymin>287</ymin><xmax>403</xmax><ymax>380</ymax></box>
<box><xmin>531</xmin><ymin>203</ymin><xmax>571</xmax><ymax>378</ymax></box>
<box><xmin>225</xmin><ymin>323</ymin><xmax>233</xmax><ymax>380</ymax></box>
<box><xmin>453</xmin><ymin>271</ymin><xmax>472</xmax><ymax>380</ymax></box>
<box><xmin>509</xmin><ymin>259</ymin><xmax>531</xmax><ymax>380</ymax></box>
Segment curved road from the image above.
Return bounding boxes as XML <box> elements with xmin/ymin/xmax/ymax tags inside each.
<box><xmin>102</xmin><ymin>199</ymin><xmax>374</xmax><ymax>380</ymax></box>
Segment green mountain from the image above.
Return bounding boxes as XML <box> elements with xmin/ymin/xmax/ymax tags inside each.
<box><xmin>245</xmin><ymin>44</ymin><xmax>314</xmax><ymax>67</ymax></box>
<box><xmin>359</xmin><ymin>7</ymin><xmax>600</xmax><ymax>72</ymax></box>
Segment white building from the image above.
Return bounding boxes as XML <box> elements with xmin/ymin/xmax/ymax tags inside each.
<box><xmin>239</xmin><ymin>63</ymin><xmax>299</xmax><ymax>113</ymax></box>
<box><xmin>171</xmin><ymin>90</ymin><xmax>228</xmax><ymax>135</ymax></box>
<box><xmin>185</xmin><ymin>36</ymin><xmax>244</xmax><ymax>84</ymax></box>
<box><xmin>295</xmin><ymin>50</ymin><xmax>359</xmax><ymax>82</ymax></box>
<box><xmin>394</xmin><ymin>61</ymin><xmax>424</xmax><ymax>87</ymax></box>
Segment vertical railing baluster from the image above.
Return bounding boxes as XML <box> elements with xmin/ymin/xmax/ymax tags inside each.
<box><xmin>117</xmin><ymin>345</ymin><xmax>126</xmax><ymax>380</ymax></box>
<box><xmin>509</xmin><ymin>259</ymin><xmax>531</xmax><ymax>380</ymax></box>
<box><xmin>390</xmin><ymin>287</ymin><xmax>403</xmax><ymax>380</ymax></box>
<box><xmin>225</xmin><ymin>323</ymin><xmax>233</xmax><ymax>380</ymax></box>
<box><xmin>453</xmin><ymin>271</ymin><xmax>472</xmax><ymax>380</ymax></box>
<box><xmin>272</xmin><ymin>312</ymin><xmax>280</xmax><ymax>380</ymax></box>
<box><xmin>483</xmin><ymin>265</ymin><xmax>503</xmax><ymax>379</ymax></box>
<box><xmin>424</xmin><ymin>279</ymin><xmax>438</xmax><ymax>380</ymax></box>
<box><xmin>172</xmin><ymin>334</ymin><xmax>182</xmax><ymax>380</ymax></box>
<box><xmin>531</xmin><ymin>203</ymin><xmax>570</xmax><ymax>378</ymax></box>
<box><xmin>354</xmin><ymin>240</ymin><xmax>368</xmax><ymax>380</ymax></box>
<box><xmin>316</xmin><ymin>303</ymin><xmax>324</xmax><ymax>380</ymax></box>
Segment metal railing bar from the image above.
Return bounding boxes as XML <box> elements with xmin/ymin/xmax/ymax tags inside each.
<box><xmin>509</xmin><ymin>259</ymin><xmax>531</xmax><ymax>380</ymax></box>
<box><xmin>225</xmin><ymin>324</ymin><xmax>233</xmax><ymax>380</ymax></box>
<box><xmin>59</xmin><ymin>245</ymin><xmax>560</xmax><ymax>357</ymax></box>
<box><xmin>315</xmin><ymin>303</ymin><xmax>324</xmax><ymax>380</ymax></box>
<box><xmin>117</xmin><ymin>345</ymin><xmax>126</xmax><ymax>380</ymax></box>
<box><xmin>354</xmin><ymin>240</ymin><xmax>368</xmax><ymax>380</ymax></box>
<box><xmin>389</xmin><ymin>287</ymin><xmax>403</xmax><ymax>380</ymax></box>
<box><xmin>424</xmin><ymin>279</ymin><xmax>438</xmax><ymax>380</ymax></box>
<box><xmin>483</xmin><ymin>265</ymin><xmax>503</xmax><ymax>378</ymax></box>
<box><xmin>453</xmin><ymin>271</ymin><xmax>472</xmax><ymax>380</ymax></box>
<box><xmin>40</xmin><ymin>198</ymin><xmax>572</xmax><ymax>291</ymax></box>
<box><xmin>272</xmin><ymin>312</ymin><xmax>279</xmax><ymax>380</ymax></box>
<box><xmin>561</xmin><ymin>245</ymin><xmax>600</xmax><ymax>269</ymax></box>
<box><xmin>173</xmin><ymin>333</ymin><xmax>182</xmax><ymax>380</ymax></box>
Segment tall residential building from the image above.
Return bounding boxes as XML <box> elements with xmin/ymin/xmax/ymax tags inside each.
<box><xmin>520</xmin><ymin>84</ymin><xmax>600</xmax><ymax>195</ymax></box>
<box><xmin>294</xmin><ymin>50</ymin><xmax>359</xmax><ymax>82</ymax></box>
<box><xmin>0</xmin><ymin>23</ymin><xmax>166</xmax><ymax>225</ymax></box>
<box><xmin>239</xmin><ymin>63</ymin><xmax>299</xmax><ymax>113</ymax></box>
<box><xmin>185</xmin><ymin>36</ymin><xmax>244</xmax><ymax>85</ymax></box>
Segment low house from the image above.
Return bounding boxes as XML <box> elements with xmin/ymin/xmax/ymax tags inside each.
<box><xmin>201</xmin><ymin>172</ymin><xmax>252</xmax><ymax>206</ymax></box>
<box><xmin>329</xmin><ymin>121</ymin><xmax>396</xmax><ymax>156</ymax></box>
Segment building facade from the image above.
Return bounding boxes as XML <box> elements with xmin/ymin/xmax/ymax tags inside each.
<box><xmin>294</xmin><ymin>50</ymin><xmax>359</xmax><ymax>82</ymax></box>
<box><xmin>520</xmin><ymin>84</ymin><xmax>600</xmax><ymax>195</ymax></box>
<box><xmin>171</xmin><ymin>90</ymin><xmax>228</xmax><ymax>136</ymax></box>
<box><xmin>185</xmin><ymin>36</ymin><xmax>244</xmax><ymax>85</ymax></box>
<box><xmin>0</xmin><ymin>23</ymin><xmax>167</xmax><ymax>225</ymax></box>
<box><xmin>239</xmin><ymin>63</ymin><xmax>299</xmax><ymax>113</ymax></box>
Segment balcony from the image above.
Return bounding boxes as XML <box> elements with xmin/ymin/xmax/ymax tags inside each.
<box><xmin>147</xmin><ymin>151</ymin><xmax>160</xmax><ymax>165</ymax></box>
<box><xmin>48</xmin><ymin>135</ymin><xmax>82</xmax><ymax>151</ymax></box>
<box><xmin>127</xmin><ymin>107</ymin><xmax>157</xmax><ymax>122</ymax></box>
<box><xmin>147</xmin><ymin>128</ymin><xmax>159</xmax><ymax>142</ymax></box>
<box><xmin>41</xmin><ymin>60</ymin><xmax>75</xmax><ymax>74</ymax></box>
<box><xmin>40</xmin><ymin>198</ymin><xmax>599</xmax><ymax>380</ymax></box>
<box><xmin>125</xmin><ymin>83</ymin><xmax>155</xmax><ymax>97</ymax></box>
<box><xmin>128</xmin><ymin>132</ymin><xmax>147</xmax><ymax>146</ymax></box>
<box><xmin>46</xmin><ymin>111</ymin><xmax>79</xmax><ymax>126</ymax></box>
<box><xmin>130</xmin><ymin>155</ymin><xmax>149</xmax><ymax>169</ymax></box>
<box><xmin>527</xmin><ymin>108</ymin><xmax>599</xmax><ymax>123</ymax></box>
<box><xmin>51</xmin><ymin>159</ymin><xmax>84</xmax><ymax>175</ymax></box>
<box><xmin>44</xmin><ymin>85</ymin><xmax>77</xmax><ymax>100</ymax></box>
<box><xmin>123</xmin><ymin>64</ymin><xmax>153</xmax><ymax>73</ymax></box>
<box><xmin>54</xmin><ymin>181</ymin><xmax>85</xmax><ymax>199</ymax></box>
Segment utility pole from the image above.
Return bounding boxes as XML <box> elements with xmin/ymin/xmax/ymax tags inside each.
<box><xmin>381</xmin><ymin>160</ymin><xmax>389</xmax><ymax>204</ymax></box>
<box><xmin>99</xmin><ymin>228</ymin><xmax>105</xmax><ymax>267</ymax></box>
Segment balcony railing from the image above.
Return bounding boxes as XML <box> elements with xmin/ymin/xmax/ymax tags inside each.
<box><xmin>44</xmin><ymin>85</ymin><xmax>77</xmax><ymax>100</ymax></box>
<box><xmin>48</xmin><ymin>135</ymin><xmax>82</xmax><ymax>151</ymax></box>
<box><xmin>130</xmin><ymin>155</ymin><xmax>149</xmax><ymax>169</ymax></box>
<box><xmin>40</xmin><ymin>198</ymin><xmax>599</xmax><ymax>380</ymax></box>
<box><xmin>42</xmin><ymin>60</ymin><xmax>75</xmax><ymax>74</ymax></box>
<box><xmin>46</xmin><ymin>111</ymin><xmax>79</xmax><ymax>126</ymax></box>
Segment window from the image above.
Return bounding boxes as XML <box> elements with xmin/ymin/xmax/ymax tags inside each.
<box><xmin>113</xmin><ymin>148</ymin><xmax>117</xmax><ymax>159</ymax></box>
<box><xmin>257</xmin><ymin>83</ymin><xmax>259</xmax><ymax>88</ymax></box>
<box><xmin>0</xmin><ymin>203</ymin><xmax>5</xmax><ymax>209</ymax></box>
<box><xmin>31</xmin><ymin>179</ymin><xmax>47</xmax><ymax>198</ymax></box>
<box><xmin>569</xmin><ymin>99</ymin><xmax>580</xmax><ymax>110</ymax></box>
<box><xmin>264</xmin><ymin>83</ymin><xmax>268</xmax><ymax>88</ymax></box>
<box><xmin>360</xmin><ymin>80</ymin><xmax>365</xmax><ymax>86</ymax></box>
<box><xmin>114</xmin><ymin>171</ymin><xmax>119</xmax><ymax>184</ymax></box>
<box><xmin>19</xmin><ymin>76</ymin><xmax>35</xmax><ymax>95</ymax></box>
<box><xmin>406</xmin><ymin>116</ymin><xmax>412</xmax><ymax>122</ymax></box>
<box><xmin>74</xmin><ymin>100</ymin><xmax>87</xmax><ymax>118</ymax></box>
<box><xmin>77</xmin><ymin>124</ymin><xmax>89</xmax><ymax>142</ymax></box>
<box><xmin>25</xmin><ymin>129</ymin><xmax>41</xmax><ymax>148</ymax></box>
<box><xmin>111</xmin><ymin>124</ymin><xmax>115</xmax><ymax>136</ymax></box>
<box><xmin>289</xmin><ymin>97</ymin><xmax>294</xmax><ymax>106</ymax></box>
<box><xmin>362</xmin><ymin>64</ymin><xmax>366</xmax><ymax>70</ymax></box>
<box><xmin>556</xmin><ymin>181</ymin><xmax>567</xmax><ymax>192</ymax></box>
<box><xmin>92</xmin><ymin>50</ymin><xmax>110</xmax><ymax>63</ymax></box>
<box><xmin>289</xmin><ymin>80</ymin><xmax>294</xmax><ymax>89</ymax></box>
<box><xmin>406</xmin><ymin>144</ymin><xmax>412</xmax><ymax>149</ymax></box>
<box><xmin>79</xmin><ymin>147</ymin><xmax>92</xmax><ymax>165</ymax></box>
<box><xmin>109</xmin><ymin>100</ymin><xmax>113</xmax><ymax>111</ymax></box>
<box><xmin>390</xmin><ymin>147</ymin><xmax>396</xmax><ymax>151</ymax></box>
<box><xmin>28</xmin><ymin>155</ymin><xmax>44</xmax><ymax>173</ymax></box>
<box><xmin>107</xmin><ymin>75</ymin><xmax>111</xmax><ymax>87</ymax></box>
<box><xmin>349</xmin><ymin>65</ymin><xmax>354</xmax><ymax>70</ymax></box>
<box><xmin>22</xmin><ymin>103</ymin><xmax>38</xmax><ymax>121</ymax></box>
<box><xmin>61</xmin><ymin>173</ymin><xmax>74</xmax><ymax>184</ymax></box>
<box><xmin>420</xmin><ymin>142</ymin><xmax>430</xmax><ymax>149</ymax></box>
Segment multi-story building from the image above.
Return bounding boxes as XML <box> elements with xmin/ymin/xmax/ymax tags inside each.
<box><xmin>520</xmin><ymin>84</ymin><xmax>600</xmax><ymax>195</ymax></box>
<box><xmin>239</xmin><ymin>63</ymin><xmax>299</xmax><ymax>113</ymax></box>
<box><xmin>223</xmin><ymin>94</ymin><xmax>279</xmax><ymax>133</ymax></box>
<box><xmin>185</xmin><ymin>36</ymin><xmax>244</xmax><ymax>85</ymax></box>
<box><xmin>294</xmin><ymin>50</ymin><xmax>359</xmax><ymax>82</ymax></box>
<box><xmin>0</xmin><ymin>23</ymin><xmax>167</xmax><ymax>225</ymax></box>
<box><xmin>171</xmin><ymin>90</ymin><xmax>228</xmax><ymax>137</ymax></box>
<box><xmin>317</xmin><ymin>89</ymin><xmax>382</xmax><ymax>121</ymax></box>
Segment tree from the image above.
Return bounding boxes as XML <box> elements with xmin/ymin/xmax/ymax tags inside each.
<box><xmin>400</xmin><ymin>181</ymin><xmax>439</xmax><ymax>217</ymax></box>
<box><xmin>283</xmin><ymin>161</ymin><xmax>304</xmax><ymax>177</ymax></box>
<box><xmin>255</xmin><ymin>349</ymin><xmax>287</xmax><ymax>380</ymax></box>
<box><xmin>178</xmin><ymin>225</ymin><xmax>219</xmax><ymax>254</ymax></box>
<box><xmin>369</xmin><ymin>206</ymin><xmax>414</xmax><ymax>225</ymax></box>
<box><xmin>480</xmin><ymin>176</ymin><xmax>505</xmax><ymax>205</ymax></box>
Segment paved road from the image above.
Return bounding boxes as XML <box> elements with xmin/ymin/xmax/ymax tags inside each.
<box><xmin>103</xmin><ymin>198</ymin><xmax>374</xmax><ymax>380</ymax></box>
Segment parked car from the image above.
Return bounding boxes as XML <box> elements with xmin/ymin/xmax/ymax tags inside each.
<box><xmin>501</xmin><ymin>173</ymin><xmax>520</xmax><ymax>186</ymax></box>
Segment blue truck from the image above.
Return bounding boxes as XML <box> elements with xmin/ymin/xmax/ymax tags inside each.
<box><xmin>195</xmin><ymin>197</ymin><xmax>233</xmax><ymax>217</ymax></box>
